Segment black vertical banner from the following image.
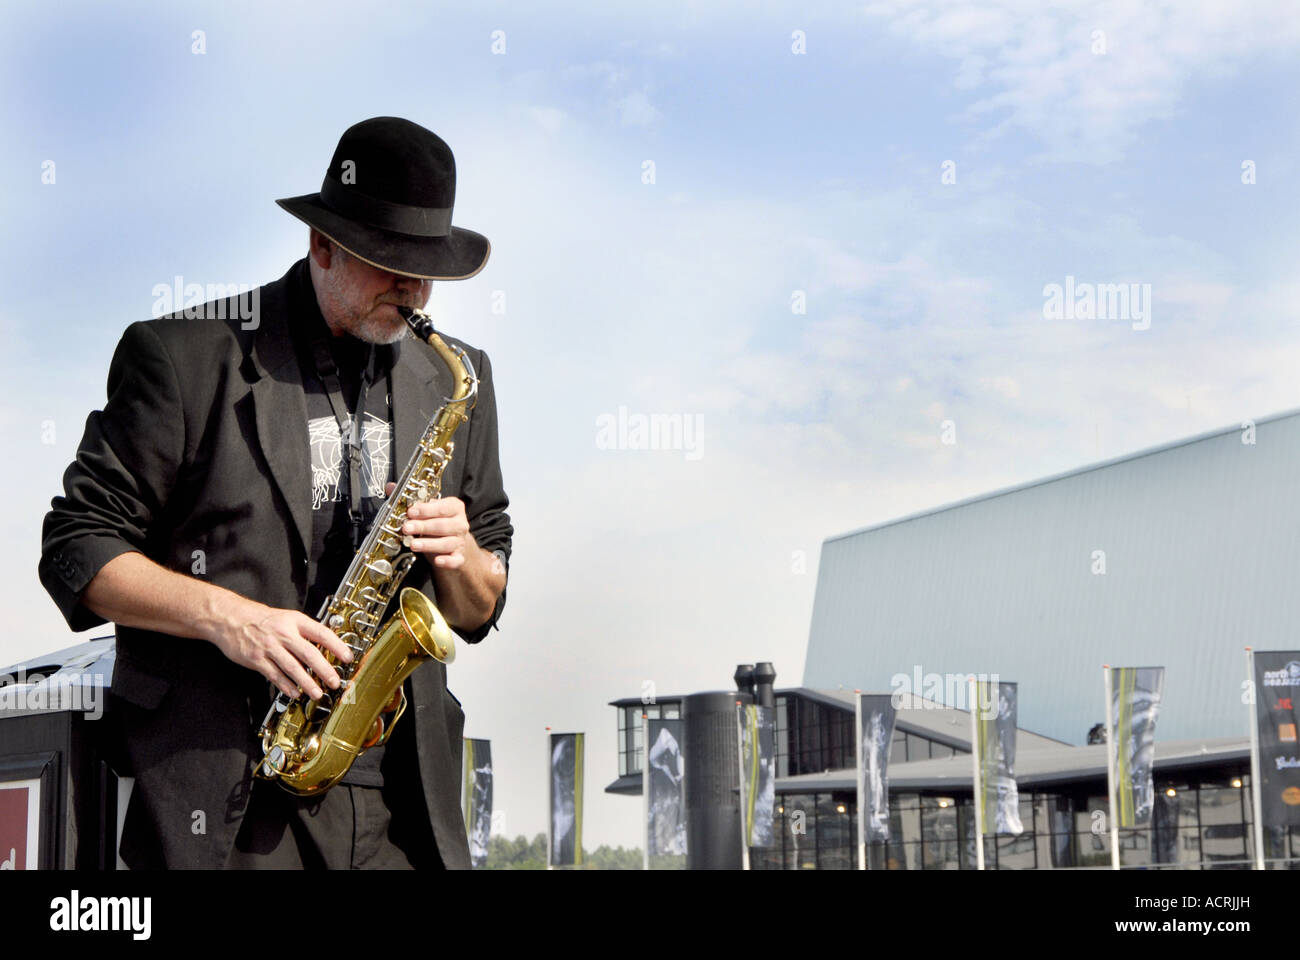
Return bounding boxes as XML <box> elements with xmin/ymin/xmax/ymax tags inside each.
<box><xmin>1253</xmin><ymin>652</ymin><xmax>1300</xmax><ymax>827</ymax></box>
<box><xmin>858</xmin><ymin>695</ymin><xmax>898</xmax><ymax>841</ymax></box>
<box><xmin>462</xmin><ymin>738</ymin><xmax>492</xmax><ymax>868</ymax></box>
<box><xmin>646</xmin><ymin>718</ymin><xmax>687</xmax><ymax>856</ymax></box>
<box><xmin>549</xmin><ymin>732</ymin><xmax>584</xmax><ymax>866</ymax></box>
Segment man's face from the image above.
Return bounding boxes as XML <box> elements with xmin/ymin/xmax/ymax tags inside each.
<box><xmin>309</xmin><ymin>230</ymin><xmax>433</xmax><ymax>344</ymax></box>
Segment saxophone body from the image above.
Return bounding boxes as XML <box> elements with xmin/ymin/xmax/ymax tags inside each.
<box><xmin>256</xmin><ymin>306</ymin><xmax>477</xmax><ymax>796</ymax></box>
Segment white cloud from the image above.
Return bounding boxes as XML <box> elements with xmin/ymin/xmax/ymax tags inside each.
<box><xmin>615</xmin><ymin>89</ymin><xmax>662</xmax><ymax>127</ymax></box>
<box><xmin>559</xmin><ymin>59</ymin><xmax>664</xmax><ymax>127</ymax></box>
<box><xmin>862</xmin><ymin>0</ymin><xmax>1300</xmax><ymax>162</ymax></box>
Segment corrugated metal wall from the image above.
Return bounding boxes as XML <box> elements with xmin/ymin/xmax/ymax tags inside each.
<box><xmin>803</xmin><ymin>412</ymin><xmax>1300</xmax><ymax>744</ymax></box>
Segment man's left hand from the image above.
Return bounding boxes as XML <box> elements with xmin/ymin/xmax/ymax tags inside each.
<box><xmin>383</xmin><ymin>483</ymin><xmax>505</xmax><ymax>631</ymax></box>
<box><xmin>385</xmin><ymin>482</ymin><xmax>470</xmax><ymax>569</ymax></box>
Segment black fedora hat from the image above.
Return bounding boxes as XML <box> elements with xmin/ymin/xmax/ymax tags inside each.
<box><xmin>276</xmin><ymin>117</ymin><xmax>490</xmax><ymax>280</ymax></box>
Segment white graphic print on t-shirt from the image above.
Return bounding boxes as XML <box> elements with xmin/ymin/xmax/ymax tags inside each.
<box><xmin>308</xmin><ymin>411</ymin><xmax>393</xmax><ymax>510</ymax></box>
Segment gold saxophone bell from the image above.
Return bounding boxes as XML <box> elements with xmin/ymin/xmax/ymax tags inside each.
<box><xmin>260</xmin><ymin>588</ymin><xmax>456</xmax><ymax>796</ymax></box>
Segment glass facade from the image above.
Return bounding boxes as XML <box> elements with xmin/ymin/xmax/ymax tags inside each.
<box><xmin>752</xmin><ymin>792</ymin><xmax>859</xmax><ymax>870</ymax></box>
<box><xmin>772</xmin><ymin>695</ymin><xmax>965</xmax><ymax>778</ymax></box>
<box><xmin>612</xmin><ymin>691</ymin><xmax>1300</xmax><ymax>869</ymax></box>
<box><xmin>890</xmin><ymin>727</ymin><xmax>960</xmax><ymax>763</ymax></box>
<box><xmin>757</xmin><ymin>772</ymin><xmax>1300</xmax><ymax>870</ymax></box>
<box><xmin>616</xmin><ymin>701</ymin><xmax>680</xmax><ymax>777</ymax></box>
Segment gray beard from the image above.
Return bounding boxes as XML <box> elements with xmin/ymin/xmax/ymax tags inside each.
<box><xmin>347</xmin><ymin>310</ymin><xmax>411</xmax><ymax>345</ymax></box>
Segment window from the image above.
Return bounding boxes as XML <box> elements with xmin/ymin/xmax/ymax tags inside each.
<box><xmin>1033</xmin><ymin>793</ymin><xmax>1074</xmax><ymax>868</ymax></box>
<box><xmin>1152</xmin><ymin>781</ymin><xmax>1196</xmax><ymax>866</ymax></box>
<box><xmin>921</xmin><ymin>796</ymin><xmax>961</xmax><ymax>869</ymax></box>
<box><xmin>890</xmin><ymin>728</ymin><xmax>907</xmax><ymax>763</ymax></box>
<box><xmin>782</xmin><ymin>696</ymin><xmax>855</xmax><ymax>775</ymax></box>
<box><xmin>816</xmin><ymin>794</ymin><xmax>854</xmax><ymax>870</ymax></box>
<box><xmin>886</xmin><ymin>792</ymin><xmax>921</xmax><ymax>870</ymax></box>
<box><xmin>617</xmin><ymin>707</ymin><xmax>628</xmax><ymax>777</ymax></box>
<box><xmin>783</xmin><ymin>794</ymin><xmax>817</xmax><ymax>870</ymax></box>
<box><xmin>617</xmin><ymin>702</ymin><xmax>680</xmax><ymax>777</ymax></box>
<box><xmin>1200</xmin><ymin>779</ymin><xmax>1248</xmax><ymax>868</ymax></box>
<box><xmin>775</xmin><ymin>697</ymin><xmax>789</xmax><ymax>778</ymax></box>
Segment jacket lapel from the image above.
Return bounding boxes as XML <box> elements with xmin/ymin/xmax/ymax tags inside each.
<box><xmin>389</xmin><ymin>332</ymin><xmax>444</xmax><ymax>479</ymax></box>
<box><xmin>248</xmin><ymin>268</ymin><xmax>314</xmax><ymax>560</ymax></box>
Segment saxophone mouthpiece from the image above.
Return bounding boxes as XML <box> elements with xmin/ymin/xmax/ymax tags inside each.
<box><xmin>397</xmin><ymin>305</ymin><xmax>437</xmax><ymax>343</ymax></box>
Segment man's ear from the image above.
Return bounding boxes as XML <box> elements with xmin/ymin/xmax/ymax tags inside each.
<box><xmin>309</xmin><ymin>229</ymin><xmax>334</xmax><ymax>269</ymax></box>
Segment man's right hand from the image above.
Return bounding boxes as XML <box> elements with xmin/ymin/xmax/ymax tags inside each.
<box><xmin>210</xmin><ymin>602</ymin><xmax>354</xmax><ymax>701</ymax></box>
<box><xmin>79</xmin><ymin>552</ymin><xmax>354</xmax><ymax>701</ymax></box>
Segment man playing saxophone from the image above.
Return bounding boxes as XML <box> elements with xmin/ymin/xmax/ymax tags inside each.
<box><xmin>38</xmin><ymin>117</ymin><xmax>512</xmax><ymax>869</ymax></box>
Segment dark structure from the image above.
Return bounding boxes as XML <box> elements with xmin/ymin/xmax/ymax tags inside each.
<box><xmin>0</xmin><ymin>638</ymin><xmax>126</xmax><ymax>869</ymax></box>
<box><xmin>682</xmin><ymin>691</ymin><xmax>749</xmax><ymax>869</ymax></box>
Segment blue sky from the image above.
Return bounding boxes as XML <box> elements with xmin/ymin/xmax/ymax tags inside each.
<box><xmin>4</xmin><ymin>0</ymin><xmax>1299</xmax><ymax>851</ymax></box>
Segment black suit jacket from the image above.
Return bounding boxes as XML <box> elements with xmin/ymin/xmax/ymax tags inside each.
<box><xmin>38</xmin><ymin>260</ymin><xmax>512</xmax><ymax>869</ymax></box>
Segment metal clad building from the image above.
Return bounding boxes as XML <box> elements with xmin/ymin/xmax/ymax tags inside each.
<box><xmin>803</xmin><ymin>411</ymin><xmax>1300</xmax><ymax>745</ymax></box>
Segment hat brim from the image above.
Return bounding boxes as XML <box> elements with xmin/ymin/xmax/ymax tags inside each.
<box><xmin>275</xmin><ymin>193</ymin><xmax>490</xmax><ymax>281</ymax></box>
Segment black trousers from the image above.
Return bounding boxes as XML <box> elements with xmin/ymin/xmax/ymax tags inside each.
<box><xmin>226</xmin><ymin>708</ymin><xmax>443</xmax><ymax>870</ymax></box>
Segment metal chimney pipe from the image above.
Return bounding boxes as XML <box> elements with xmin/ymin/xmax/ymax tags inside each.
<box><xmin>733</xmin><ymin>663</ymin><xmax>755</xmax><ymax>698</ymax></box>
<box><xmin>753</xmin><ymin>661</ymin><xmax>777</xmax><ymax>708</ymax></box>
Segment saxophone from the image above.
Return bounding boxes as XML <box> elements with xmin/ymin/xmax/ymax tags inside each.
<box><xmin>255</xmin><ymin>306</ymin><xmax>477</xmax><ymax>795</ymax></box>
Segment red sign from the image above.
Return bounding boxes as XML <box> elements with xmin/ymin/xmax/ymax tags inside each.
<box><xmin>0</xmin><ymin>785</ymin><xmax>32</xmax><ymax>870</ymax></box>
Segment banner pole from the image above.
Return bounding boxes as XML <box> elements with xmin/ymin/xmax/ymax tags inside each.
<box><xmin>642</xmin><ymin>713</ymin><xmax>650</xmax><ymax>871</ymax></box>
<box><xmin>735</xmin><ymin>700</ymin><xmax>750</xmax><ymax>870</ymax></box>
<box><xmin>545</xmin><ymin>726</ymin><xmax>553</xmax><ymax>871</ymax></box>
<box><xmin>1103</xmin><ymin>665</ymin><xmax>1120</xmax><ymax>870</ymax></box>
<box><xmin>856</xmin><ymin>690</ymin><xmax>865</xmax><ymax>871</ymax></box>
<box><xmin>969</xmin><ymin>676</ymin><xmax>985</xmax><ymax>870</ymax></box>
<box><xmin>1246</xmin><ymin>648</ymin><xmax>1266</xmax><ymax>870</ymax></box>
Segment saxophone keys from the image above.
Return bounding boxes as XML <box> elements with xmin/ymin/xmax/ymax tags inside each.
<box><xmin>364</xmin><ymin>559</ymin><xmax>394</xmax><ymax>578</ymax></box>
<box><xmin>264</xmin><ymin>745</ymin><xmax>286</xmax><ymax>774</ymax></box>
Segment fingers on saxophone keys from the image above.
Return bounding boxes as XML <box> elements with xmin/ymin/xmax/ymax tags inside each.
<box><xmin>409</xmin><ymin>536</ymin><xmax>461</xmax><ymax>555</ymax></box>
<box><xmin>269</xmin><ymin>646</ymin><xmax>324</xmax><ymax>701</ymax></box>
<box><xmin>266</xmin><ymin>663</ymin><xmax>299</xmax><ymax>701</ymax></box>
<box><xmin>301</xmin><ymin>616</ymin><xmax>353</xmax><ymax>664</ymax></box>
<box><xmin>290</xmin><ymin>637</ymin><xmax>343</xmax><ymax>691</ymax></box>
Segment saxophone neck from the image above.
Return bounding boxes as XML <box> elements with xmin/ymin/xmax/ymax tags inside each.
<box><xmin>398</xmin><ymin>306</ymin><xmax>478</xmax><ymax>408</ymax></box>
